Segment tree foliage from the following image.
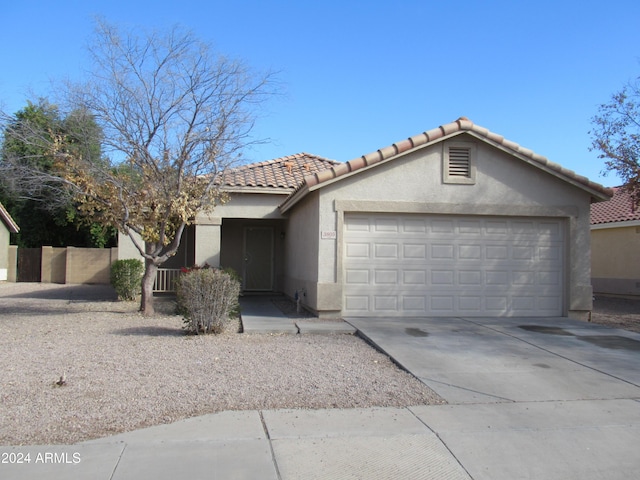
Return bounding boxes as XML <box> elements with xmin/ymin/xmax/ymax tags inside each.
<box><xmin>0</xmin><ymin>99</ymin><xmax>116</xmax><ymax>247</ymax></box>
<box><xmin>590</xmin><ymin>75</ymin><xmax>640</xmax><ymax>203</ymax></box>
<box><xmin>0</xmin><ymin>20</ymin><xmax>275</xmax><ymax>315</ymax></box>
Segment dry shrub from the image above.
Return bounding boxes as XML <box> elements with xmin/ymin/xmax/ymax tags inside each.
<box><xmin>176</xmin><ymin>267</ymin><xmax>240</xmax><ymax>334</ymax></box>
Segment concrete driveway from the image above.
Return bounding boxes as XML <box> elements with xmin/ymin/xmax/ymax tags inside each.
<box><xmin>347</xmin><ymin>316</ymin><xmax>640</xmax><ymax>480</ymax></box>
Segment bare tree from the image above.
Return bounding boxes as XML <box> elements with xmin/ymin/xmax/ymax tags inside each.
<box><xmin>590</xmin><ymin>75</ymin><xmax>640</xmax><ymax>203</ymax></box>
<box><xmin>1</xmin><ymin>20</ymin><xmax>276</xmax><ymax>315</ymax></box>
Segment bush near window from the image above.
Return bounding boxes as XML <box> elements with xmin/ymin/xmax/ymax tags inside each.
<box><xmin>110</xmin><ymin>259</ymin><xmax>144</xmax><ymax>301</ymax></box>
<box><xmin>176</xmin><ymin>266</ymin><xmax>241</xmax><ymax>334</ymax></box>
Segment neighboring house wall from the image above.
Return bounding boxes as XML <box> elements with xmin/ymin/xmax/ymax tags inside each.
<box><xmin>289</xmin><ymin>135</ymin><xmax>595</xmax><ymax>318</ymax></box>
<box><xmin>591</xmin><ymin>222</ymin><xmax>640</xmax><ymax>296</ymax></box>
<box><xmin>0</xmin><ymin>203</ymin><xmax>19</xmax><ymax>282</ymax></box>
<box><xmin>0</xmin><ymin>221</ymin><xmax>9</xmax><ymax>281</ymax></box>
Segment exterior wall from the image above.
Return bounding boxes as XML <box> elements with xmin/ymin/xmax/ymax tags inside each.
<box><xmin>591</xmin><ymin>225</ymin><xmax>640</xmax><ymax>296</ymax></box>
<box><xmin>0</xmin><ymin>223</ymin><xmax>9</xmax><ymax>281</ymax></box>
<box><xmin>41</xmin><ymin>247</ymin><xmax>67</xmax><ymax>283</ymax></box>
<box><xmin>118</xmin><ymin>193</ymin><xmax>289</xmax><ymax>266</ymax></box>
<box><xmin>64</xmin><ymin>247</ymin><xmax>117</xmax><ymax>284</ymax></box>
<box><xmin>303</xmin><ymin>134</ymin><xmax>595</xmax><ymax>318</ymax></box>
<box><xmin>282</xmin><ymin>194</ymin><xmax>322</xmax><ymax>312</ymax></box>
<box><xmin>118</xmin><ymin>231</ymin><xmax>142</xmax><ymax>261</ymax></box>
<box><xmin>7</xmin><ymin>246</ymin><xmax>17</xmax><ymax>282</ymax></box>
<box><xmin>207</xmin><ymin>192</ymin><xmax>288</xmax><ymax>220</ymax></box>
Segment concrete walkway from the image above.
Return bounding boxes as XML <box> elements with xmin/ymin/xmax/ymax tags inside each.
<box><xmin>239</xmin><ymin>295</ymin><xmax>356</xmax><ymax>334</ymax></box>
<box><xmin>2</xmin><ymin>304</ymin><xmax>640</xmax><ymax>479</ymax></box>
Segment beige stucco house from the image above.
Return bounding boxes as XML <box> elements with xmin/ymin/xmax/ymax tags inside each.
<box><xmin>120</xmin><ymin>118</ymin><xmax>612</xmax><ymax>319</ymax></box>
<box><xmin>591</xmin><ymin>187</ymin><xmax>640</xmax><ymax>296</ymax></box>
<box><xmin>0</xmin><ymin>202</ymin><xmax>19</xmax><ymax>281</ymax></box>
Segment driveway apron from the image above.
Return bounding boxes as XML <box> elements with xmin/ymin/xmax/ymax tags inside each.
<box><xmin>347</xmin><ymin>316</ymin><xmax>640</xmax><ymax>480</ymax></box>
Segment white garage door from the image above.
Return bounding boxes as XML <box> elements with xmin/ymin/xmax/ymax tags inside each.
<box><xmin>343</xmin><ymin>213</ymin><xmax>565</xmax><ymax>317</ymax></box>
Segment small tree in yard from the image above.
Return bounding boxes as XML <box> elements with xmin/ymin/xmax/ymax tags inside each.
<box><xmin>0</xmin><ymin>20</ymin><xmax>275</xmax><ymax>315</ymax></box>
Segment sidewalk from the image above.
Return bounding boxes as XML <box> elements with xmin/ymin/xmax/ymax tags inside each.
<box><xmin>0</xmin><ymin>406</ymin><xmax>472</xmax><ymax>480</ymax></box>
<box><xmin>3</xmin><ymin>399</ymin><xmax>638</xmax><ymax>479</ymax></box>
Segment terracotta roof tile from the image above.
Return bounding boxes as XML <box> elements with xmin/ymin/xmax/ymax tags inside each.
<box><xmin>290</xmin><ymin>117</ymin><xmax>613</xmax><ymax>204</ymax></box>
<box><xmin>220</xmin><ymin>153</ymin><xmax>339</xmax><ymax>190</ymax></box>
<box><xmin>591</xmin><ymin>187</ymin><xmax>640</xmax><ymax>225</ymax></box>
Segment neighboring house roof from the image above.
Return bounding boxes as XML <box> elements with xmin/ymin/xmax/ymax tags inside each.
<box><xmin>591</xmin><ymin>187</ymin><xmax>640</xmax><ymax>226</ymax></box>
<box><xmin>0</xmin><ymin>202</ymin><xmax>19</xmax><ymax>233</ymax></box>
<box><xmin>280</xmin><ymin>117</ymin><xmax>613</xmax><ymax>212</ymax></box>
<box><xmin>220</xmin><ymin>153</ymin><xmax>340</xmax><ymax>193</ymax></box>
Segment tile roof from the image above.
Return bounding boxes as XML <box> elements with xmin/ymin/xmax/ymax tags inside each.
<box><xmin>220</xmin><ymin>153</ymin><xmax>339</xmax><ymax>191</ymax></box>
<box><xmin>0</xmin><ymin>202</ymin><xmax>19</xmax><ymax>233</ymax></box>
<box><xmin>591</xmin><ymin>187</ymin><xmax>640</xmax><ymax>225</ymax></box>
<box><xmin>281</xmin><ymin>117</ymin><xmax>613</xmax><ymax>212</ymax></box>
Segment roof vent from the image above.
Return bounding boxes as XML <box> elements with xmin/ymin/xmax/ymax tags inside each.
<box><xmin>447</xmin><ymin>147</ymin><xmax>471</xmax><ymax>177</ymax></box>
<box><xmin>443</xmin><ymin>142</ymin><xmax>476</xmax><ymax>184</ymax></box>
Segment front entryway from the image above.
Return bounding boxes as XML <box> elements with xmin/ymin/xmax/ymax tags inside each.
<box><xmin>243</xmin><ymin>226</ymin><xmax>274</xmax><ymax>291</ymax></box>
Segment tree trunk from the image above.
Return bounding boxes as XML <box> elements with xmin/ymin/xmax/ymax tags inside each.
<box><xmin>140</xmin><ymin>259</ymin><xmax>158</xmax><ymax>316</ymax></box>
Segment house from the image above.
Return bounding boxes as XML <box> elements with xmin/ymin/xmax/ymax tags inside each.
<box><xmin>0</xmin><ymin>202</ymin><xmax>19</xmax><ymax>281</ymax></box>
<box><xmin>591</xmin><ymin>187</ymin><xmax>640</xmax><ymax>296</ymax></box>
<box><xmin>120</xmin><ymin>117</ymin><xmax>612</xmax><ymax>319</ymax></box>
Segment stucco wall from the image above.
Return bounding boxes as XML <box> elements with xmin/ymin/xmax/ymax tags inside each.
<box><xmin>591</xmin><ymin>225</ymin><xmax>640</xmax><ymax>296</ymax></box>
<box><xmin>65</xmin><ymin>247</ymin><xmax>116</xmax><ymax>284</ymax></box>
<box><xmin>0</xmin><ymin>222</ymin><xmax>9</xmax><ymax>281</ymax></box>
<box><xmin>297</xmin><ymin>134</ymin><xmax>595</xmax><ymax>317</ymax></box>
<box><xmin>206</xmin><ymin>192</ymin><xmax>288</xmax><ymax>220</ymax></box>
<box><xmin>282</xmin><ymin>193</ymin><xmax>321</xmax><ymax>310</ymax></box>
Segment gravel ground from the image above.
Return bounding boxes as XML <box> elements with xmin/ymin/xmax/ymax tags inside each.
<box><xmin>591</xmin><ymin>295</ymin><xmax>640</xmax><ymax>333</ymax></box>
<box><xmin>2</xmin><ymin>284</ymin><xmax>637</xmax><ymax>447</ymax></box>
<box><xmin>0</xmin><ymin>283</ymin><xmax>443</xmax><ymax>446</ymax></box>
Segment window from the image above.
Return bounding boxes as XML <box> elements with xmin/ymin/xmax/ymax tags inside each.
<box><xmin>443</xmin><ymin>142</ymin><xmax>476</xmax><ymax>184</ymax></box>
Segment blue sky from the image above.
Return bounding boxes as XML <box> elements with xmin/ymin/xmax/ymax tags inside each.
<box><xmin>1</xmin><ymin>0</ymin><xmax>638</xmax><ymax>187</ymax></box>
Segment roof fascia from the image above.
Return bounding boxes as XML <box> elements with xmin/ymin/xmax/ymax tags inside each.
<box><xmin>222</xmin><ymin>186</ymin><xmax>294</xmax><ymax>195</ymax></box>
<box><xmin>463</xmin><ymin>130</ymin><xmax>612</xmax><ymax>202</ymax></box>
<box><xmin>279</xmin><ymin>132</ymin><xmax>466</xmax><ymax>213</ymax></box>
<box><xmin>0</xmin><ymin>204</ymin><xmax>19</xmax><ymax>233</ymax></box>
<box><xmin>591</xmin><ymin>219</ymin><xmax>640</xmax><ymax>230</ymax></box>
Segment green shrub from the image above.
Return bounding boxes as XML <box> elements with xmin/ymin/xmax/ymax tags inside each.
<box><xmin>176</xmin><ymin>267</ymin><xmax>241</xmax><ymax>334</ymax></box>
<box><xmin>110</xmin><ymin>259</ymin><xmax>144</xmax><ymax>301</ymax></box>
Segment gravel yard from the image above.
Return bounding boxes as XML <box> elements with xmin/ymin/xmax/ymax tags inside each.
<box><xmin>590</xmin><ymin>295</ymin><xmax>640</xmax><ymax>333</ymax></box>
<box><xmin>1</xmin><ymin>283</ymin><xmax>637</xmax><ymax>447</ymax></box>
<box><xmin>0</xmin><ymin>283</ymin><xmax>443</xmax><ymax>446</ymax></box>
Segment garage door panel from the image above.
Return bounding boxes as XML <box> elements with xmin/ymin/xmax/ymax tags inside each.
<box><xmin>345</xmin><ymin>243</ymin><xmax>370</xmax><ymax>258</ymax></box>
<box><xmin>404</xmin><ymin>244</ymin><xmax>427</xmax><ymax>258</ymax></box>
<box><xmin>343</xmin><ymin>213</ymin><xmax>564</xmax><ymax>317</ymax></box>
<box><xmin>374</xmin><ymin>243</ymin><xmax>399</xmax><ymax>258</ymax></box>
<box><xmin>403</xmin><ymin>295</ymin><xmax>426</xmax><ymax>311</ymax></box>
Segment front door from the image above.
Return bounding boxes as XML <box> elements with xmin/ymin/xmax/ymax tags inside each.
<box><xmin>243</xmin><ymin>227</ymin><xmax>274</xmax><ymax>291</ymax></box>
